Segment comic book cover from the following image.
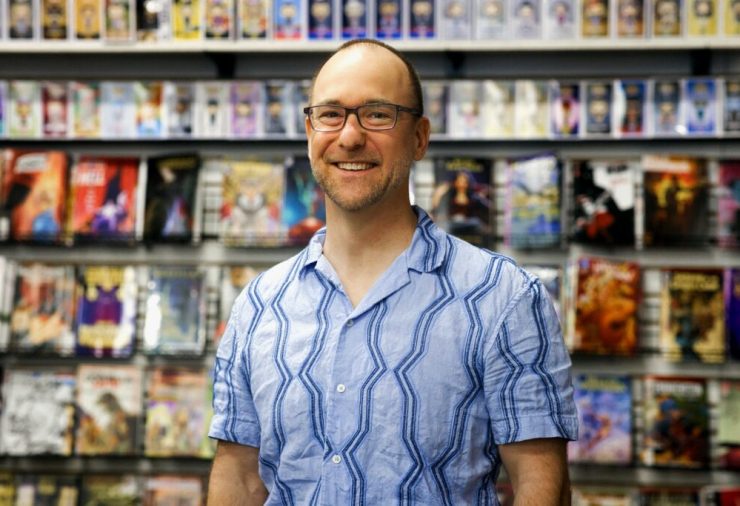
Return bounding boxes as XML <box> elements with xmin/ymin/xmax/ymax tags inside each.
<box><xmin>718</xmin><ymin>161</ymin><xmax>740</xmax><ymax>248</ymax></box>
<box><xmin>376</xmin><ymin>0</ymin><xmax>401</xmax><ymax>37</ymax></box>
<box><xmin>75</xmin><ymin>364</ymin><xmax>142</xmax><ymax>455</ymax></box>
<box><xmin>13</xmin><ymin>475</ymin><xmax>78</xmax><ymax>505</ymax></box>
<box><xmin>718</xmin><ymin>380</ymin><xmax>740</xmax><ymax>469</ymax></box>
<box><xmin>145</xmin><ymin>368</ymin><xmax>214</xmax><ymax>458</ymax></box>
<box><xmin>613</xmin><ymin>79</ymin><xmax>647</xmax><ymax>137</ymax></box>
<box><xmin>652</xmin><ymin>79</ymin><xmax>682</xmax><ymax>136</ymax></box>
<box><xmin>408</xmin><ymin>0</ymin><xmax>435</xmax><ymax>37</ymax></box>
<box><xmin>638</xmin><ymin>488</ymin><xmax>699</xmax><ymax>505</ymax></box>
<box><xmin>264</xmin><ymin>81</ymin><xmax>293</xmax><ymax>137</ymax></box>
<box><xmin>41</xmin><ymin>81</ymin><xmax>68</xmax><ymax>138</ymax></box>
<box><xmin>514</xmin><ymin>80</ymin><xmax>548</xmax><ymax>139</ymax></box>
<box><xmin>570</xmin><ymin>257</ymin><xmax>639</xmax><ymax>355</ymax></box>
<box><xmin>67</xmin><ymin>156</ymin><xmax>139</xmax><ymax>241</ymax></box>
<box><xmin>342</xmin><ymin>0</ymin><xmax>369</xmax><ymax>37</ymax></box>
<box><xmin>430</xmin><ymin>158</ymin><xmax>493</xmax><ymax>246</ymax></box>
<box><xmin>642</xmin><ymin>155</ymin><xmax>709</xmax><ymax>247</ymax></box>
<box><xmin>571</xmin><ymin>487</ymin><xmax>637</xmax><ymax>505</ymax></box>
<box><xmin>683</xmin><ymin>78</ymin><xmax>717</xmax><ymax>135</ymax></box>
<box><xmin>572</xmin><ymin>159</ymin><xmax>635</xmax><ymax>246</ymax></box>
<box><xmin>423</xmin><ymin>81</ymin><xmax>448</xmax><ymax>136</ymax></box>
<box><xmin>172</xmin><ymin>0</ymin><xmax>201</xmax><ymax>39</ymax></box>
<box><xmin>163</xmin><ymin>81</ymin><xmax>194</xmax><ymax>138</ymax></box>
<box><xmin>100</xmin><ymin>81</ymin><xmax>136</xmax><ymax>139</ymax></box>
<box><xmin>448</xmin><ymin>80</ymin><xmax>482</xmax><ymax>138</ymax></box>
<box><xmin>41</xmin><ymin>0</ymin><xmax>68</xmax><ymax>38</ymax></box>
<box><xmin>81</xmin><ymin>475</ymin><xmax>141</xmax><ymax>505</ymax></box>
<box><xmin>74</xmin><ymin>0</ymin><xmax>102</xmax><ymax>38</ymax></box>
<box><xmin>568</xmin><ymin>374</ymin><xmax>632</xmax><ymax>464</ymax></box>
<box><xmin>512</xmin><ymin>0</ymin><xmax>542</xmax><ymax>38</ymax></box>
<box><xmin>220</xmin><ymin>158</ymin><xmax>284</xmax><ymax>246</ymax></box>
<box><xmin>8</xmin><ymin>80</ymin><xmax>41</xmax><ymax>139</ymax></box>
<box><xmin>69</xmin><ymin>81</ymin><xmax>100</xmax><ymax>139</ymax></box>
<box><xmin>143</xmin><ymin>266</ymin><xmax>206</xmax><ymax>355</ymax></box>
<box><xmin>204</xmin><ymin>0</ymin><xmax>233</xmax><ymax>37</ymax></box>
<box><xmin>0</xmin><ymin>368</ymin><xmax>75</xmax><ymax>455</ymax></box>
<box><xmin>659</xmin><ymin>268</ymin><xmax>725</xmax><ymax>363</ymax></box>
<box><xmin>230</xmin><ymin>81</ymin><xmax>263</xmax><ymax>138</ymax></box>
<box><xmin>283</xmin><ymin>155</ymin><xmax>325</xmax><ymax>245</ymax></box>
<box><xmin>9</xmin><ymin>263</ymin><xmax>76</xmax><ymax>354</ymax></box>
<box><xmin>134</xmin><ymin>81</ymin><xmax>163</xmax><ymax>138</ymax></box>
<box><xmin>614</xmin><ymin>0</ymin><xmax>644</xmax><ymax>36</ymax></box>
<box><xmin>481</xmin><ymin>80</ymin><xmax>515</xmax><ymax>138</ymax></box>
<box><xmin>686</xmin><ymin>0</ymin><xmax>716</xmax><ymax>35</ymax></box>
<box><xmin>143</xmin><ymin>476</ymin><xmax>203</xmax><ymax>506</ymax></box>
<box><xmin>0</xmin><ymin>473</ymin><xmax>14</xmax><ymax>506</ymax></box>
<box><xmin>651</xmin><ymin>0</ymin><xmax>682</xmax><ymax>35</ymax></box>
<box><xmin>505</xmin><ymin>153</ymin><xmax>561</xmax><ymax>249</ymax></box>
<box><xmin>308</xmin><ymin>0</ymin><xmax>334</xmax><ymax>38</ymax></box>
<box><xmin>543</xmin><ymin>0</ymin><xmax>576</xmax><ymax>38</ymax></box>
<box><xmin>522</xmin><ymin>264</ymin><xmax>562</xmax><ymax>318</ymax></box>
<box><xmin>724</xmin><ymin>0</ymin><xmax>740</xmax><ymax>34</ymax></box>
<box><xmin>293</xmin><ymin>79</ymin><xmax>311</xmax><ymax>135</ymax></box>
<box><xmin>0</xmin><ymin>81</ymin><xmax>7</xmax><ymax>138</ymax></box>
<box><xmin>8</xmin><ymin>0</ymin><xmax>36</xmax><ymax>38</ymax></box>
<box><xmin>722</xmin><ymin>78</ymin><xmax>740</xmax><ymax>134</ymax></box>
<box><xmin>105</xmin><ymin>0</ymin><xmax>135</xmax><ymax>41</ymax></box>
<box><xmin>439</xmin><ymin>0</ymin><xmax>470</xmax><ymax>39</ymax></box>
<box><xmin>74</xmin><ymin>266</ymin><xmax>137</xmax><ymax>357</ymax></box>
<box><xmin>474</xmin><ymin>0</ymin><xmax>507</xmax><ymax>38</ymax></box>
<box><xmin>213</xmin><ymin>265</ymin><xmax>259</xmax><ymax>346</ymax></box>
<box><xmin>195</xmin><ymin>81</ymin><xmax>228</xmax><ymax>138</ymax></box>
<box><xmin>640</xmin><ymin>376</ymin><xmax>709</xmax><ymax>468</ymax></box>
<box><xmin>136</xmin><ymin>0</ymin><xmax>171</xmax><ymax>40</ymax></box>
<box><xmin>727</xmin><ymin>269</ymin><xmax>740</xmax><ymax>361</ymax></box>
<box><xmin>2</xmin><ymin>149</ymin><xmax>67</xmax><ymax>242</ymax></box>
<box><xmin>273</xmin><ymin>0</ymin><xmax>302</xmax><ymax>38</ymax></box>
<box><xmin>583</xmin><ymin>81</ymin><xmax>613</xmax><ymax>136</ymax></box>
<box><xmin>581</xmin><ymin>0</ymin><xmax>609</xmax><ymax>36</ymax></box>
<box><xmin>144</xmin><ymin>154</ymin><xmax>200</xmax><ymax>242</ymax></box>
<box><xmin>549</xmin><ymin>81</ymin><xmax>580</xmax><ymax>137</ymax></box>
<box><xmin>237</xmin><ymin>0</ymin><xmax>268</xmax><ymax>37</ymax></box>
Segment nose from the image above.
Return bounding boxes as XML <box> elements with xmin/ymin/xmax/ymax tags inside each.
<box><xmin>337</xmin><ymin>111</ymin><xmax>366</xmax><ymax>150</ymax></box>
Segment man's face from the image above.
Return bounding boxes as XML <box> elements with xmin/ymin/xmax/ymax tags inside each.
<box><xmin>306</xmin><ymin>45</ymin><xmax>429</xmax><ymax>213</ymax></box>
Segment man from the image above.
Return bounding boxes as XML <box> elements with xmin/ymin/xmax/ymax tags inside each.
<box><xmin>208</xmin><ymin>39</ymin><xmax>578</xmax><ymax>505</ymax></box>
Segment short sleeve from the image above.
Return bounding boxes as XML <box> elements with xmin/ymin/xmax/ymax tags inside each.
<box><xmin>483</xmin><ymin>278</ymin><xmax>578</xmax><ymax>444</ymax></box>
<box><xmin>208</xmin><ymin>285</ymin><xmax>261</xmax><ymax>447</ymax></box>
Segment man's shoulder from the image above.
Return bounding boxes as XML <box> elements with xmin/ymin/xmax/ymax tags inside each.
<box><xmin>241</xmin><ymin>248</ymin><xmax>311</xmax><ymax>301</ymax></box>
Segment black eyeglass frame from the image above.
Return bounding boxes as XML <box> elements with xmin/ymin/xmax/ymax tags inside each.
<box><xmin>303</xmin><ymin>103</ymin><xmax>423</xmax><ymax>132</ymax></box>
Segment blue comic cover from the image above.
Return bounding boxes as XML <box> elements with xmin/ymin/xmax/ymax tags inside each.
<box><xmin>727</xmin><ymin>269</ymin><xmax>740</xmax><ymax>361</ymax></box>
<box><xmin>376</xmin><ymin>0</ymin><xmax>401</xmax><ymax>37</ymax></box>
<box><xmin>684</xmin><ymin>78</ymin><xmax>717</xmax><ymax>135</ymax></box>
<box><xmin>293</xmin><ymin>80</ymin><xmax>311</xmax><ymax>135</ymax></box>
<box><xmin>308</xmin><ymin>0</ymin><xmax>335</xmax><ymax>38</ymax></box>
<box><xmin>569</xmin><ymin>374</ymin><xmax>632</xmax><ymax>464</ymax></box>
<box><xmin>584</xmin><ymin>81</ymin><xmax>613</xmax><ymax>136</ymax></box>
<box><xmin>273</xmin><ymin>0</ymin><xmax>303</xmax><ymax>38</ymax></box>
<box><xmin>614</xmin><ymin>80</ymin><xmax>647</xmax><ymax>137</ymax></box>
<box><xmin>408</xmin><ymin>0</ymin><xmax>435</xmax><ymax>37</ymax></box>
<box><xmin>342</xmin><ymin>0</ymin><xmax>368</xmax><ymax>38</ymax></box>
<box><xmin>652</xmin><ymin>79</ymin><xmax>682</xmax><ymax>136</ymax></box>
<box><xmin>282</xmin><ymin>156</ymin><xmax>325</xmax><ymax>246</ymax></box>
<box><xmin>723</xmin><ymin>79</ymin><xmax>740</xmax><ymax>134</ymax></box>
<box><xmin>549</xmin><ymin>81</ymin><xmax>580</xmax><ymax>137</ymax></box>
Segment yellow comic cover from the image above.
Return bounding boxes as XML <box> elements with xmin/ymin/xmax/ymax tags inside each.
<box><xmin>172</xmin><ymin>0</ymin><xmax>203</xmax><ymax>39</ymax></box>
<box><xmin>74</xmin><ymin>0</ymin><xmax>101</xmax><ymax>38</ymax></box>
<box><xmin>724</xmin><ymin>0</ymin><xmax>740</xmax><ymax>34</ymax></box>
<box><xmin>686</xmin><ymin>0</ymin><xmax>717</xmax><ymax>35</ymax></box>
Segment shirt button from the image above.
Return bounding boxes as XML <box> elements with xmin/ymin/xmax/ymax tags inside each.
<box><xmin>332</xmin><ymin>454</ymin><xmax>342</xmax><ymax>464</ymax></box>
<box><xmin>336</xmin><ymin>384</ymin><xmax>346</xmax><ymax>393</ymax></box>
<box><xmin>346</xmin><ymin>319</ymin><xmax>354</xmax><ymax>327</ymax></box>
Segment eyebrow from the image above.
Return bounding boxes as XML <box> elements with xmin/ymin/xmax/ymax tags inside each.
<box><xmin>312</xmin><ymin>98</ymin><xmax>394</xmax><ymax>107</ymax></box>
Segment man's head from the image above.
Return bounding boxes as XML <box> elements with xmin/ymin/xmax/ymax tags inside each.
<box><xmin>305</xmin><ymin>40</ymin><xmax>430</xmax><ymax>214</ymax></box>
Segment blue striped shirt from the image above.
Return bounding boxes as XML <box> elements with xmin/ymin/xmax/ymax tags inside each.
<box><xmin>210</xmin><ymin>207</ymin><xmax>578</xmax><ymax>505</ymax></box>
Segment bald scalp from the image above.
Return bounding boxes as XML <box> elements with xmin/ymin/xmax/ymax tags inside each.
<box><xmin>309</xmin><ymin>40</ymin><xmax>424</xmax><ymax>115</ymax></box>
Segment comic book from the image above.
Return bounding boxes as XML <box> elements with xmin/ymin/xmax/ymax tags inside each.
<box><xmin>67</xmin><ymin>156</ymin><xmax>139</xmax><ymax>241</ymax></box>
<box><xmin>581</xmin><ymin>0</ymin><xmax>609</xmax><ymax>36</ymax></box>
<box><xmin>0</xmin><ymin>81</ymin><xmax>7</xmax><ymax>137</ymax></box>
<box><xmin>474</xmin><ymin>0</ymin><xmax>507</xmax><ymax>38</ymax></box>
<box><xmin>75</xmin><ymin>364</ymin><xmax>142</xmax><ymax>455</ymax></box>
<box><xmin>718</xmin><ymin>161</ymin><xmax>740</xmax><ymax>248</ymax></box>
<box><xmin>408</xmin><ymin>0</ymin><xmax>435</xmax><ymax>37</ymax></box>
<box><xmin>686</xmin><ymin>0</ymin><xmax>716</xmax><ymax>35</ymax></box>
<box><xmin>136</xmin><ymin>0</ymin><xmax>171</xmax><ymax>40</ymax></box>
<box><xmin>439</xmin><ymin>0</ymin><xmax>471</xmax><ymax>39</ymax></box>
<box><xmin>8</xmin><ymin>0</ymin><xmax>36</xmax><ymax>38</ymax></box>
<box><xmin>9</xmin><ymin>263</ymin><xmax>76</xmax><ymax>355</ymax></box>
<box><xmin>13</xmin><ymin>475</ymin><xmax>78</xmax><ymax>505</ymax></box>
<box><xmin>100</xmin><ymin>81</ymin><xmax>136</xmax><ymax>139</ymax></box>
<box><xmin>81</xmin><ymin>475</ymin><xmax>141</xmax><ymax>505</ymax></box>
<box><xmin>2</xmin><ymin>149</ymin><xmax>67</xmax><ymax>242</ymax></box>
<box><xmin>549</xmin><ymin>81</ymin><xmax>580</xmax><ymax>137</ymax></box>
<box><xmin>220</xmin><ymin>158</ymin><xmax>284</xmax><ymax>246</ymax></box>
<box><xmin>569</xmin><ymin>257</ymin><xmax>640</xmax><ymax>355</ymax></box>
<box><xmin>145</xmin><ymin>368</ymin><xmax>214</xmax><ymax>458</ymax></box>
<box><xmin>8</xmin><ymin>80</ymin><xmax>41</xmax><ymax>139</ymax></box>
<box><xmin>505</xmin><ymin>153</ymin><xmax>561</xmax><ymax>249</ymax></box>
<box><xmin>0</xmin><ymin>473</ymin><xmax>14</xmax><ymax>506</ymax></box>
<box><xmin>41</xmin><ymin>81</ymin><xmax>68</xmax><ymax>138</ymax></box>
<box><xmin>512</xmin><ymin>0</ymin><xmax>542</xmax><ymax>38</ymax></box>
<box><xmin>638</xmin><ymin>488</ymin><xmax>699</xmax><ymax>505</ymax></box>
<box><xmin>342</xmin><ymin>0</ymin><xmax>369</xmax><ymax>38</ymax></box>
<box><xmin>283</xmin><ymin>155</ymin><xmax>325</xmax><ymax>245</ymax></box>
<box><xmin>613</xmin><ymin>0</ymin><xmax>644</xmax><ymax>36</ymax></box>
<box><xmin>448</xmin><ymin>80</ymin><xmax>482</xmax><ymax>138</ymax></box>
<box><xmin>134</xmin><ymin>81</ymin><xmax>163</xmax><ymax>138</ymax></box>
<box><xmin>73</xmin><ymin>0</ymin><xmax>102</xmax><ymax>38</ymax></box>
<box><xmin>683</xmin><ymin>78</ymin><xmax>718</xmax><ymax>135</ymax></box>
<box><xmin>481</xmin><ymin>80</ymin><xmax>515</xmax><ymax>138</ymax></box>
<box><xmin>213</xmin><ymin>265</ymin><xmax>260</xmax><ymax>346</ymax></box>
<box><xmin>522</xmin><ymin>264</ymin><xmax>562</xmax><ymax>318</ymax></box>
<box><xmin>572</xmin><ymin>159</ymin><xmax>635</xmax><ymax>246</ymax></box>
<box><xmin>568</xmin><ymin>374</ymin><xmax>632</xmax><ymax>464</ymax></box>
<box><xmin>237</xmin><ymin>0</ymin><xmax>268</xmax><ymax>38</ymax></box>
<box><xmin>375</xmin><ymin>0</ymin><xmax>401</xmax><ymax>37</ymax></box>
<box><xmin>613</xmin><ymin>79</ymin><xmax>647</xmax><ymax>137</ymax></box>
<box><xmin>308</xmin><ymin>0</ymin><xmax>335</xmax><ymax>38</ymax></box>
<box><xmin>163</xmin><ymin>81</ymin><xmax>194</xmax><ymax>138</ymax></box>
<box><xmin>104</xmin><ymin>0</ymin><xmax>135</xmax><ymax>41</ymax></box>
<box><xmin>0</xmin><ymin>368</ymin><xmax>75</xmax><ymax>455</ymax></box>
<box><xmin>293</xmin><ymin>79</ymin><xmax>311</xmax><ymax>135</ymax></box>
<box><xmin>514</xmin><ymin>80</ymin><xmax>548</xmax><ymax>139</ymax></box>
<box><xmin>264</xmin><ymin>80</ymin><xmax>293</xmax><ymax>137</ymax></box>
<box><xmin>583</xmin><ymin>81</ymin><xmax>613</xmax><ymax>137</ymax></box>
<box><xmin>144</xmin><ymin>154</ymin><xmax>200</xmax><ymax>242</ymax></box>
<box><xmin>423</xmin><ymin>81</ymin><xmax>448</xmax><ymax>136</ymax></box>
<box><xmin>651</xmin><ymin>79</ymin><xmax>682</xmax><ymax>136</ymax></box>
<box><xmin>74</xmin><ymin>265</ymin><xmax>137</xmax><ymax>357</ymax></box>
<box><xmin>195</xmin><ymin>81</ymin><xmax>228</xmax><ymax>138</ymax></box>
<box><xmin>543</xmin><ymin>0</ymin><xmax>576</xmax><ymax>38</ymax></box>
<box><xmin>651</xmin><ymin>0</ymin><xmax>682</xmax><ymax>35</ymax></box>
<box><xmin>642</xmin><ymin>155</ymin><xmax>709</xmax><ymax>247</ymax></box>
<box><xmin>143</xmin><ymin>266</ymin><xmax>206</xmax><ymax>355</ymax></box>
<box><xmin>724</xmin><ymin>0</ymin><xmax>740</xmax><ymax>34</ymax></box>
<box><xmin>41</xmin><ymin>0</ymin><xmax>69</xmax><ymax>39</ymax></box>
<box><xmin>273</xmin><ymin>0</ymin><xmax>302</xmax><ymax>38</ymax></box>
<box><xmin>204</xmin><ymin>0</ymin><xmax>233</xmax><ymax>38</ymax></box>
<box><xmin>228</xmin><ymin>81</ymin><xmax>263</xmax><ymax>138</ymax></box>
<box><xmin>727</xmin><ymin>269</ymin><xmax>740</xmax><ymax>361</ymax></box>
<box><xmin>722</xmin><ymin>78</ymin><xmax>740</xmax><ymax>134</ymax></box>
<box><xmin>640</xmin><ymin>376</ymin><xmax>709</xmax><ymax>468</ymax></box>
<box><xmin>69</xmin><ymin>81</ymin><xmax>101</xmax><ymax>139</ymax></box>
<box><xmin>717</xmin><ymin>380</ymin><xmax>740</xmax><ymax>470</ymax></box>
<box><xmin>572</xmin><ymin>487</ymin><xmax>637</xmax><ymax>505</ymax></box>
<box><xmin>142</xmin><ymin>476</ymin><xmax>203</xmax><ymax>506</ymax></box>
<box><xmin>659</xmin><ymin>268</ymin><xmax>725</xmax><ymax>363</ymax></box>
<box><xmin>171</xmin><ymin>0</ymin><xmax>202</xmax><ymax>39</ymax></box>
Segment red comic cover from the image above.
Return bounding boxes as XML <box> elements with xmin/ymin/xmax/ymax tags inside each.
<box><xmin>41</xmin><ymin>81</ymin><xmax>69</xmax><ymax>138</ymax></box>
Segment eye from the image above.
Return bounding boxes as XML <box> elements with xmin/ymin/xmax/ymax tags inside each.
<box><xmin>318</xmin><ymin>109</ymin><xmax>343</xmax><ymax>119</ymax></box>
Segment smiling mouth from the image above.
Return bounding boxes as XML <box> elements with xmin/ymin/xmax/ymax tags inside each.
<box><xmin>335</xmin><ymin>162</ymin><xmax>377</xmax><ymax>171</ymax></box>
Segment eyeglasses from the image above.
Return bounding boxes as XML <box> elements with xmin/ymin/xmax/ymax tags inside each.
<box><xmin>303</xmin><ymin>103</ymin><xmax>422</xmax><ymax>132</ymax></box>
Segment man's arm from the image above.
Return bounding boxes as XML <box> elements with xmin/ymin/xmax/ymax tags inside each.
<box><xmin>498</xmin><ymin>437</ymin><xmax>571</xmax><ymax>506</ymax></box>
<box><xmin>208</xmin><ymin>441</ymin><xmax>268</xmax><ymax>506</ymax></box>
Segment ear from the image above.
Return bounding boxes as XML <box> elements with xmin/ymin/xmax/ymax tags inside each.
<box><xmin>413</xmin><ymin>116</ymin><xmax>431</xmax><ymax>161</ymax></box>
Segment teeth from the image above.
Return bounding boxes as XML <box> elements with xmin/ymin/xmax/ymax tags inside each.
<box><xmin>336</xmin><ymin>162</ymin><xmax>374</xmax><ymax>171</ymax></box>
